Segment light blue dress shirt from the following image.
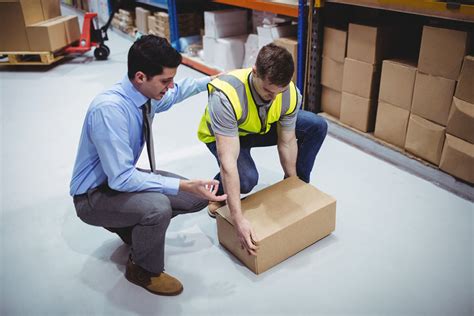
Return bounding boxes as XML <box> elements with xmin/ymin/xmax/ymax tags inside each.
<box><xmin>70</xmin><ymin>75</ymin><xmax>210</xmax><ymax>196</ymax></box>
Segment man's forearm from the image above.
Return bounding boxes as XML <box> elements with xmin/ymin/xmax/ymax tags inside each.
<box><xmin>220</xmin><ymin>163</ymin><xmax>244</xmax><ymax>222</ymax></box>
<box><xmin>278</xmin><ymin>139</ymin><xmax>298</xmax><ymax>178</ymax></box>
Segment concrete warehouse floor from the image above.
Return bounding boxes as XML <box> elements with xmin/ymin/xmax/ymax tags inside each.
<box><xmin>0</xmin><ymin>5</ymin><xmax>472</xmax><ymax>316</ymax></box>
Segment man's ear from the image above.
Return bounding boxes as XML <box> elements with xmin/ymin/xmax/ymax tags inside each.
<box><xmin>134</xmin><ymin>71</ymin><xmax>147</xmax><ymax>83</ymax></box>
<box><xmin>252</xmin><ymin>66</ymin><xmax>257</xmax><ymax>77</ymax></box>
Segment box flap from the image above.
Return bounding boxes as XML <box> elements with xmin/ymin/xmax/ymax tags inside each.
<box><xmin>216</xmin><ymin>177</ymin><xmax>336</xmax><ymax>242</ymax></box>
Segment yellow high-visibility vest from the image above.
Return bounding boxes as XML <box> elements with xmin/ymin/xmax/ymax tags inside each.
<box><xmin>197</xmin><ymin>68</ymin><xmax>298</xmax><ymax>143</ymax></box>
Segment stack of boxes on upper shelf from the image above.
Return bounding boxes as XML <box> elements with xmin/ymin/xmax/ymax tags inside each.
<box><xmin>0</xmin><ymin>0</ymin><xmax>80</xmax><ymax>52</ymax></box>
<box><xmin>111</xmin><ymin>9</ymin><xmax>135</xmax><ymax>36</ymax></box>
<box><xmin>112</xmin><ymin>7</ymin><xmax>202</xmax><ymax>42</ymax></box>
<box><xmin>320</xmin><ymin>22</ymin><xmax>473</xmax><ymax>184</ymax></box>
<box><xmin>202</xmin><ymin>9</ymin><xmax>298</xmax><ymax>74</ymax></box>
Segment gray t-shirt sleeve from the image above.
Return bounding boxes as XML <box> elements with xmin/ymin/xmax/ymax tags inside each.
<box><xmin>208</xmin><ymin>90</ymin><xmax>239</xmax><ymax>137</ymax></box>
<box><xmin>278</xmin><ymin>86</ymin><xmax>302</xmax><ymax>130</ymax></box>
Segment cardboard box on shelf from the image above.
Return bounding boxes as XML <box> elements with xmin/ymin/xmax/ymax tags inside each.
<box><xmin>342</xmin><ymin>58</ymin><xmax>380</xmax><ymax>99</ymax></box>
<box><xmin>322</xmin><ymin>26</ymin><xmax>347</xmax><ymax>63</ymax></box>
<box><xmin>204</xmin><ymin>10</ymin><xmax>248</xmax><ymax>38</ymax></box>
<box><xmin>147</xmin><ymin>15</ymin><xmax>156</xmax><ymax>33</ymax></box>
<box><xmin>216</xmin><ymin>177</ymin><xmax>336</xmax><ymax>275</ymax></box>
<box><xmin>418</xmin><ymin>25</ymin><xmax>470</xmax><ymax>80</ymax></box>
<box><xmin>374</xmin><ymin>101</ymin><xmax>410</xmax><ymax>148</ymax></box>
<box><xmin>321</xmin><ymin>87</ymin><xmax>341</xmax><ymax>118</ymax></box>
<box><xmin>440</xmin><ymin>134</ymin><xmax>474</xmax><ymax>184</ymax></box>
<box><xmin>135</xmin><ymin>7</ymin><xmax>150</xmax><ymax>35</ymax></box>
<box><xmin>321</xmin><ymin>57</ymin><xmax>344</xmax><ymax>92</ymax></box>
<box><xmin>340</xmin><ymin>92</ymin><xmax>377</xmax><ymax>132</ymax></box>
<box><xmin>446</xmin><ymin>97</ymin><xmax>474</xmax><ymax>144</ymax></box>
<box><xmin>347</xmin><ymin>23</ymin><xmax>389</xmax><ymax>64</ymax></box>
<box><xmin>405</xmin><ymin>114</ymin><xmax>446</xmax><ymax>165</ymax></box>
<box><xmin>204</xmin><ymin>35</ymin><xmax>247</xmax><ymax>71</ymax></box>
<box><xmin>411</xmin><ymin>71</ymin><xmax>456</xmax><ymax>126</ymax></box>
<box><xmin>257</xmin><ymin>24</ymin><xmax>297</xmax><ymax>49</ymax></box>
<box><xmin>455</xmin><ymin>55</ymin><xmax>474</xmax><ymax>104</ymax></box>
<box><xmin>378</xmin><ymin>59</ymin><xmax>417</xmax><ymax>110</ymax></box>
<box><xmin>273</xmin><ymin>37</ymin><xmax>298</xmax><ymax>82</ymax></box>
<box><xmin>0</xmin><ymin>0</ymin><xmax>45</xmax><ymax>51</ymax></box>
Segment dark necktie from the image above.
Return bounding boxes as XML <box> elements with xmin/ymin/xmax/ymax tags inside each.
<box><xmin>142</xmin><ymin>99</ymin><xmax>156</xmax><ymax>172</ymax></box>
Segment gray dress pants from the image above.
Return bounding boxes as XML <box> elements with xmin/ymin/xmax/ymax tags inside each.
<box><xmin>73</xmin><ymin>170</ymin><xmax>208</xmax><ymax>274</ymax></box>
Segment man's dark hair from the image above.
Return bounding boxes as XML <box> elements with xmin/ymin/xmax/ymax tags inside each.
<box><xmin>255</xmin><ymin>43</ymin><xmax>294</xmax><ymax>86</ymax></box>
<box><xmin>127</xmin><ymin>35</ymin><xmax>182</xmax><ymax>80</ymax></box>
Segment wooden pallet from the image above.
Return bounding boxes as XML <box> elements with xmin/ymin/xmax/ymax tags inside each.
<box><xmin>0</xmin><ymin>51</ymin><xmax>64</xmax><ymax>65</ymax></box>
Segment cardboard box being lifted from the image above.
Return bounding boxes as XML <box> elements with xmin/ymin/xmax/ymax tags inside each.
<box><xmin>216</xmin><ymin>177</ymin><xmax>336</xmax><ymax>275</ymax></box>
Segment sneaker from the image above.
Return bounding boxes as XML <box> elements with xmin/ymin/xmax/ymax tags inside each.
<box><xmin>207</xmin><ymin>201</ymin><xmax>226</xmax><ymax>218</ymax></box>
<box><xmin>125</xmin><ymin>256</ymin><xmax>183</xmax><ymax>296</ymax></box>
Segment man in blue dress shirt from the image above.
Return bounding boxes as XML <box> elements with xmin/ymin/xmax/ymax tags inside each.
<box><xmin>70</xmin><ymin>35</ymin><xmax>226</xmax><ymax>296</ymax></box>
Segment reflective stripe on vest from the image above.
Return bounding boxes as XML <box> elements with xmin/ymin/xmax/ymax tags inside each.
<box><xmin>197</xmin><ymin>68</ymin><xmax>298</xmax><ymax>144</ymax></box>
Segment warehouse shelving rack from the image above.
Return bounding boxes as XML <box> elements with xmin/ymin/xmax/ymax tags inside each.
<box><xmin>305</xmin><ymin>0</ymin><xmax>474</xmax><ymax>201</ymax></box>
<box><xmin>181</xmin><ymin>0</ymin><xmax>309</xmax><ymax>91</ymax></box>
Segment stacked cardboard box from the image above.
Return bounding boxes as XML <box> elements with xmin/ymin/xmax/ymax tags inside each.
<box><xmin>273</xmin><ymin>37</ymin><xmax>298</xmax><ymax>83</ymax></box>
<box><xmin>149</xmin><ymin>11</ymin><xmax>201</xmax><ymax>41</ymax></box>
<box><xmin>203</xmin><ymin>10</ymin><xmax>248</xmax><ymax>71</ymax></box>
<box><xmin>405</xmin><ymin>26</ymin><xmax>470</xmax><ymax>167</ymax></box>
<box><xmin>320</xmin><ymin>26</ymin><xmax>347</xmax><ymax>118</ymax></box>
<box><xmin>0</xmin><ymin>0</ymin><xmax>79</xmax><ymax>52</ymax></box>
<box><xmin>257</xmin><ymin>23</ymin><xmax>297</xmax><ymax>49</ymax></box>
<box><xmin>216</xmin><ymin>177</ymin><xmax>336</xmax><ymax>275</ymax></box>
<box><xmin>111</xmin><ymin>9</ymin><xmax>135</xmax><ymax>36</ymax></box>
<box><xmin>374</xmin><ymin>60</ymin><xmax>417</xmax><ymax>148</ymax></box>
<box><xmin>27</xmin><ymin>15</ymin><xmax>80</xmax><ymax>51</ymax></box>
<box><xmin>340</xmin><ymin>23</ymin><xmax>388</xmax><ymax>132</ymax></box>
<box><xmin>135</xmin><ymin>7</ymin><xmax>150</xmax><ymax>35</ymax></box>
<box><xmin>440</xmin><ymin>56</ymin><xmax>474</xmax><ymax>183</ymax></box>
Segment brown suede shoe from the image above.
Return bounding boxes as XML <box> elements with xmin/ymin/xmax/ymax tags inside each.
<box><xmin>207</xmin><ymin>200</ymin><xmax>226</xmax><ymax>218</ymax></box>
<box><xmin>125</xmin><ymin>257</ymin><xmax>183</xmax><ymax>296</ymax></box>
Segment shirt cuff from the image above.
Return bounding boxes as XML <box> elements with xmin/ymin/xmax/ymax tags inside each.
<box><xmin>196</xmin><ymin>76</ymin><xmax>211</xmax><ymax>92</ymax></box>
<box><xmin>162</xmin><ymin>176</ymin><xmax>181</xmax><ymax>195</ymax></box>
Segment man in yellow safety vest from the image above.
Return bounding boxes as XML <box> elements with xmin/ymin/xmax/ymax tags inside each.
<box><xmin>197</xmin><ymin>43</ymin><xmax>328</xmax><ymax>255</ymax></box>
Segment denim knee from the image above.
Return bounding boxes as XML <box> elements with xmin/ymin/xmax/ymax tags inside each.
<box><xmin>240</xmin><ymin>171</ymin><xmax>258</xmax><ymax>194</ymax></box>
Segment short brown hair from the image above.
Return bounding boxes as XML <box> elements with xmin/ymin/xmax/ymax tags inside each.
<box><xmin>255</xmin><ymin>43</ymin><xmax>294</xmax><ymax>86</ymax></box>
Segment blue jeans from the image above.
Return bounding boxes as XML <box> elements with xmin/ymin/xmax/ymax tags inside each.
<box><xmin>206</xmin><ymin>110</ymin><xmax>328</xmax><ymax>195</ymax></box>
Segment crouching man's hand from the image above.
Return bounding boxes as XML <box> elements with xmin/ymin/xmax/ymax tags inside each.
<box><xmin>180</xmin><ymin>179</ymin><xmax>227</xmax><ymax>202</ymax></box>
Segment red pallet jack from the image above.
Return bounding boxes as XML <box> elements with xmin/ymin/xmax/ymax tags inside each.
<box><xmin>65</xmin><ymin>10</ymin><xmax>115</xmax><ymax>60</ymax></box>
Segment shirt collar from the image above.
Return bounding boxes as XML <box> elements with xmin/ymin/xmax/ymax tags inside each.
<box><xmin>249</xmin><ymin>73</ymin><xmax>270</xmax><ymax>107</ymax></box>
<box><xmin>121</xmin><ymin>75</ymin><xmax>149</xmax><ymax>108</ymax></box>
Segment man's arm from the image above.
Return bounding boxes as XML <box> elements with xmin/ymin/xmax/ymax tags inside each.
<box><xmin>154</xmin><ymin>76</ymin><xmax>211</xmax><ymax>113</ymax></box>
<box><xmin>90</xmin><ymin>104</ymin><xmax>226</xmax><ymax>202</ymax></box>
<box><xmin>277</xmin><ymin>125</ymin><xmax>298</xmax><ymax>178</ymax></box>
<box><xmin>216</xmin><ymin>134</ymin><xmax>258</xmax><ymax>255</ymax></box>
